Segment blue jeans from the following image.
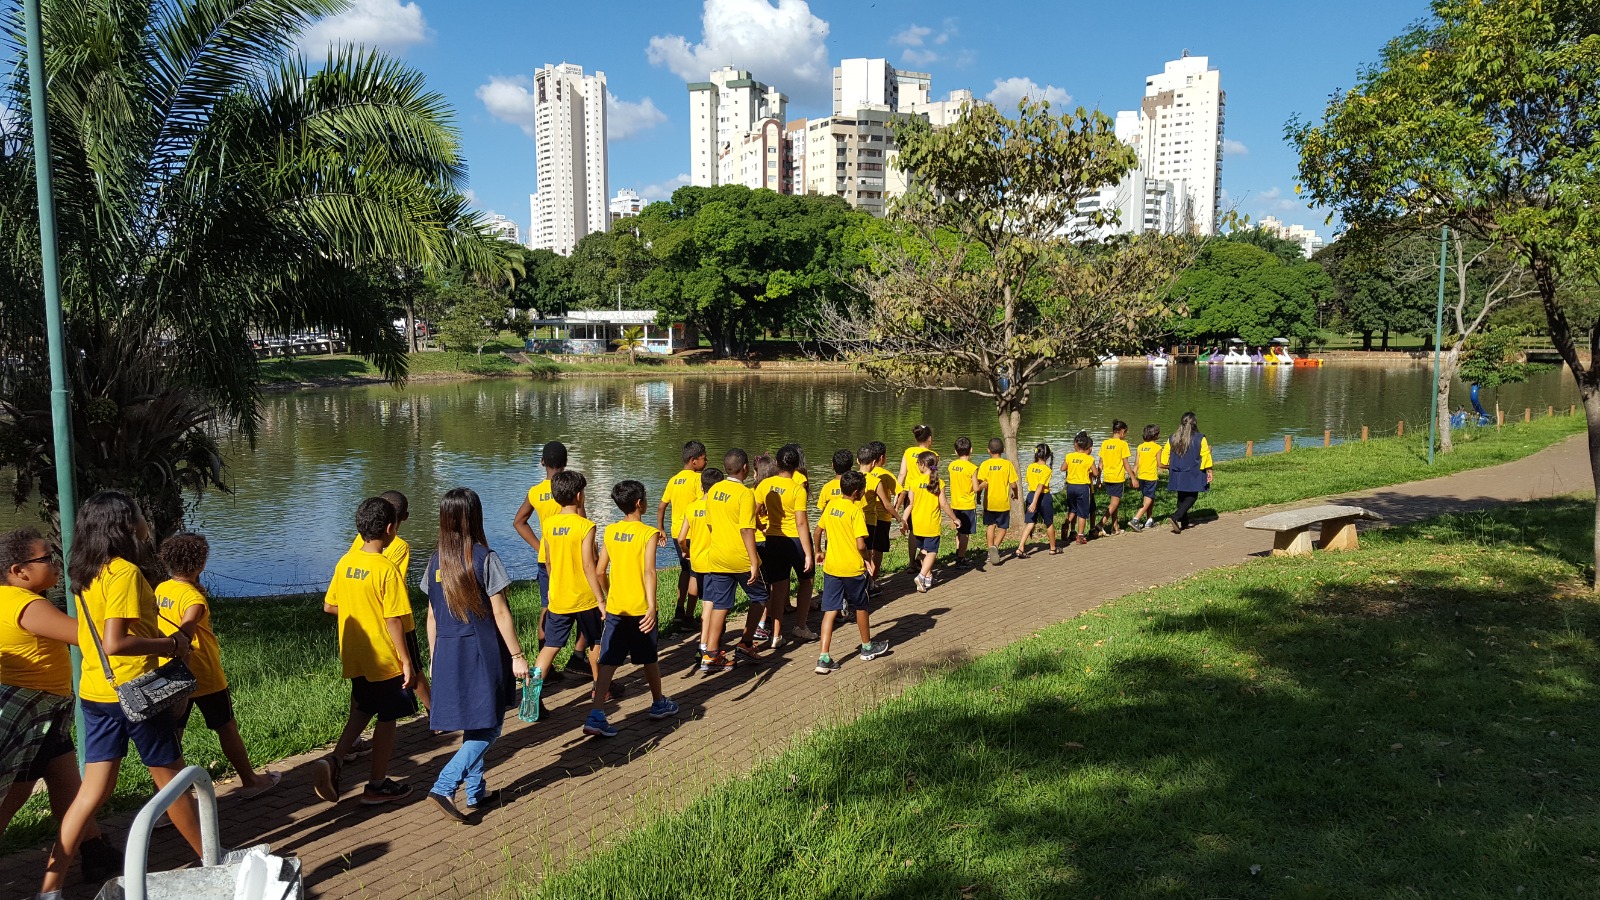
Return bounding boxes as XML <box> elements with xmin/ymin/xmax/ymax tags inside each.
<box><xmin>430</xmin><ymin>722</ymin><xmax>502</xmax><ymax>805</ymax></box>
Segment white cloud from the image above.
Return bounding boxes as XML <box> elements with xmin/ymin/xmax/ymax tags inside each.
<box><xmin>985</xmin><ymin>77</ymin><xmax>1072</xmax><ymax>110</ymax></box>
<box><xmin>1253</xmin><ymin>186</ymin><xmax>1302</xmax><ymax>214</ymax></box>
<box><xmin>298</xmin><ymin>0</ymin><xmax>429</xmax><ymax>54</ymax></box>
<box><xmin>1223</xmin><ymin>138</ymin><xmax>1249</xmax><ymax>156</ymax></box>
<box><xmin>647</xmin><ymin>0</ymin><xmax>831</xmax><ymax>105</ymax></box>
<box><xmin>638</xmin><ymin>174</ymin><xmax>691</xmax><ymax>202</ymax></box>
<box><xmin>607</xmin><ymin>93</ymin><xmax>667</xmax><ymax>140</ymax></box>
<box><xmin>891</xmin><ymin>19</ymin><xmax>958</xmax><ymax>67</ymax></box>
<box><xmin>477</xmin><ymin>77</ymin><xmax>665</xmax><ymax>141</ymax></box>
<box><xmin>892</xmin><ymin>24</ymin><xmax>933</xmax><ymax>46</ymax></box>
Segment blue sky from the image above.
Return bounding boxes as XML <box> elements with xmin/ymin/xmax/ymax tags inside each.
<box><xmin>303</xmin><ymin>0</ymin><xmax>1431</xmax><ymax>239</ymax></box>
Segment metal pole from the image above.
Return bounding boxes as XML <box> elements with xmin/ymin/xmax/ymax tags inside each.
<box><xmin>1428</xmin><ymin>224</ymin><xmax>1448</xmax><ymax>465</ymax></box>
<box><xmin>23</xmin><ymin>0</ymin><xmax>85</xmax><ymax>768</ymax></box>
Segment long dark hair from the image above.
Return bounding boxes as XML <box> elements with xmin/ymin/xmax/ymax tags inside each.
<box><xmin>1172</xmin><ymin>412</ymin><xmax>1200</xmax><ymax>458</ymax></box>
<box><xmin>437</xmin><ymin>488</ymin><xmax>490</xmax><ymax>623</ymax></box>
<box><xmin>69</xmin><ymin>491</ymin><xmax>152</xmax><ymax>595</ymax></box>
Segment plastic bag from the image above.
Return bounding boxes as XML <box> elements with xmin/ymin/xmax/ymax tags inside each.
<box><xmin>233</xmin><ymin>848</ymin><xmax>298</xmax><ymax>900</ymax></box>
<box><xmin>517</xmin><ymin>674</ymin><xmax>543</xmax><ymax>723</ymax></box>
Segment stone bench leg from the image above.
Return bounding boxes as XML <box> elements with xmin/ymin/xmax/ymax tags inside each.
<box><xmin>1271</xmin><ymin>527</ymin><xmax>1316</xmax><ymax>557</ymax></box>
<box><xmin>1320</xmin><ymin>517</ymin><xmax>1360</xmax><ymax>552</ymax></box>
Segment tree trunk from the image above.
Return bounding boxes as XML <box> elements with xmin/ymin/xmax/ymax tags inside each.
<box><xmin>1586</xmin><ymin>390</ymin><xmax>1600</xmax><ymax>591</ymax></box>
<box><xmin>1529</xmin><ymin>259</ymin><xmax>1600</xmax><ymax>589</ymax></box>
<box><xmin>402</xmin><ymin>285</ymin><xmax>419</xmax><ymax>353</ymax></box>
<box><xmin>1436</xmin><ymin>344</ymin><xmax>1461</xmax><ymax>454</ymax></box>
<box><xmin>1362</xmin><ymin>331</ymin><xmax>1373</xmax><ymax>351</ymax></box>
<box><xmin>997</xmin><ymin>403</ymin><xmax>1023</xmax><ymax>519</ymax></box>
<box><xmin>1381</xmin><ymin>329</ymin><xmax>1390</xmax><ymax>351</ymax></box>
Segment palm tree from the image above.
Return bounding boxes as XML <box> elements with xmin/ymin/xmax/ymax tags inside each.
<box><xmin>0</xmin><ymin>0</ymin><xmax>491</xmax><ymax>537</ymax></box>
<box><xmin>613</xmin><ymin>326</ymin><xmax>647</xmax><ymax>365</ymax></box>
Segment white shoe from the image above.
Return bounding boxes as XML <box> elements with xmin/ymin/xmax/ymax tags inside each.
<box><xmin>788</xmin><ymin>626</ymin><xmax>819</xmax><ymax>642</ymax></box>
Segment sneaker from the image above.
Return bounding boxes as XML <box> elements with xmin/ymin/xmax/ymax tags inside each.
<box><xmin>564</xmin><ymin>655</ymin><xmax>593</xmax><ymax>679</ymax></box>
<box><xmin>648</xmin><ymin>697</ymin><xmax>681</xmax><ymax>719</ymax></box>
<box><xmin>952</xmin><ymin>555</ymin><xmax>970</xmax><ymax>569</ymax></box>
<box><xmin>814</xmin><ymin>654</ymin><xmax>840</xmax><ymax>674</ymax></box>
<box><xmin>987</xmin><ymin>546</ymin><xmax>1000</xmax><ymax>566</ymax></box>
<box><xmin>733</xmin><ymin>642</ymin><xmax>764</xmax><ymax>662</ymax></box>
<box><xmin>1130</xmin><ymin>519</ymin><xmax>1145</xmax><ymax>533</ymax></box>
<box><xmin>359</xmin><ymin>779</ymin><xmax>412</xmax><ymax>805</ymax></box>
<box><xmin>788</xmin><ymin>626</ymin><xmax>819</xmax><ymax>642</ymax></box>
<box><xmin>701</xmin><ymin>651</ymin><xmax>734</xmax><ymax>674</ymax></box>
<box><xmin>1170</xmin><ymin>518</ymin><xmax>1183</xmax><ymax>534</ymax></box>
<box><xmin>312</xmin><ymin>756</ymin><xmax>342</xmax><ymax>803</ymax></box>
<box><xmin>465</xmin><ymin>789</ymin><xmax>502</xmax><ymax>812</ymax></box>
<box><xmin>859</xmin><ymin>640</ymin><xmax>891</xmax><ymax>661</ymax></box>
<box><xmin>582</xmin><ymin>710</ymin><xmax>618</xmax><ymax>738</ymax></box>
<box><xmin>768</xmin><ymin>631</ymin><xmax>787</xmax><ymax>650</ymax></box>
<box><xmin>751</xmin><ymin>623</ymin><xmax>772</xmax><ymax>644</ymax></box>
<box><xmin>914</xmin><ymin>575</ymin><xmax>929</xmax><ymax>593</ymax></box>
<box><xmin>429</xmin><ymin>791</ymin><xmax>468</xmax><ymax>824</ymax></box>
<box><xmin>341</xmin><ymin>737</ymin><xmax>372</xmax><ymax>764</ymax></box>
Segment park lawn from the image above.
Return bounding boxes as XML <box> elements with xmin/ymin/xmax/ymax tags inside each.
<box><xmin>523</xmin><ymin>498</ymin><xmax>1600</xmax><ymax>900</ymax></box>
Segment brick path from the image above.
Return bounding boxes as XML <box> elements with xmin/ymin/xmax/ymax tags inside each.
<box><xmin>2</xmin><ymin>436</ymin><xmax>1591</xmax><ymax>898</ymax></box>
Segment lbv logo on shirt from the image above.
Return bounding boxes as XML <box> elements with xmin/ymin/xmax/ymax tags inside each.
<box><xmin>346</xmin><ymin>567</ymin><xmax>369</xmax><ymax>581</ymax></box>
<box><xmin>552</xmin><ymin>526</ymin><xmax>570</xmax><ymax>537</ymax></box>
<box><xmin>713</xmin><ymin>489</ymin><xmax>732</xmax><ymax>502</ymax></box>
<box><xmin>614</xmin><ymin>532</ymin><xmax>635</xmax><ymax>543</ymax></box>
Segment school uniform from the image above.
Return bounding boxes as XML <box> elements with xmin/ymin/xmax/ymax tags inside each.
<box><xmin>76</xmin><ymin>559</ymin><xmax>184</xmax><ymax>766</ymax></box>
<box><xmin>909</xmin><ymin>477</ymin><xmax>946</xmax><ymax>554</ymax></box>
<box><xmin>1063</xmin><ymin>452</ymin><xmax>1096</xmax><ymax>519</ymax></box>
<box><xmin>599</xmin><ymin>521</ymin><xmax>662</xmax><ymax>666</ymax></box>
<box><xmin>156</xmin><ymin>579</ymin><xmax>233</xmax><ymax>730</ymax></box>
<box><xmin>326</xmin><ymin>548</ymin><xmax>417</xmax><ymax>723</ymax></box>
<box><xmin>1162</xmin><ymin>432</ymin><xmax>1215</xmax><ymax>527</ymax></box>
<box><xmin>818</xmin><ymin>501</ymin><xmax>870</xmax><ymax>613</ymax></box>
<box><xmin>0</xmin><ymin>585</ymin><xmax>75</xmax><ymax>784</ymax></box>
<box><xmin>542</xmin><ymin>512</ymin><xmax>605</xmax><ymax>645</ymax></box>
<box><xmin>1024</xmin><ymin>462</ymin><xmax>1054</xmax><ymax>525</ymax></box>
<box><xmin>948</xmin><ymin>457</ymin><xmax>978</xmax><ymax>535</ymax></box>
<box><xmin>977</xmin><ymin>458</ymin><xmax>1018</xmax><ymax>529</ymax></box>
<box><xmin>700</xmin><ymin>478</ymin><xmax>770</xmax><ymax>611</ymax></box>
<box><xmin>1135</xmin><ymin>441</ymin><xmax>1163</xmax><ymax>499</ymax></box>
<box><xmin>1099</xmin><ymin>437</ymin><xmax>1131</xmax><ymax>497</ymax></box>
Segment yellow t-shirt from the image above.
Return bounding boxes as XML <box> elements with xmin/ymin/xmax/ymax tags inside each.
<box><xmin>816</xmin><ymin>476</ymin><xmax>843</xmax><ymax>514</ymax></box>
<box><xmin>1025</xmin><ymin>461</ymin><xmax>1054</xmax><ymax>494</ymax></box>
<box><xmin>526</xmin><ymin>477</ymin><xmax>563</xmax><ymax>565</ymax></box>
<box><xmin>1160</xmin><ymin>438</ymin><xmax>1215</xmax><ymax>470</ymax></box>
<box><xmin>977</xmin><ymin>458</ymin><xmax>1018</xmax><ymax>511</ymax></box>
<box><xmin>684</xmin><ymin>497</ymin><xmax>713</xmax><ymax>572</ymax></box>
<box><xmin>871</xmin><ymin>466</ymin><xmax>900</xmax><ymax>524</ymax></box>
<box><xmin>948</xmin><ymin>458</ymin><xmax>978</xmax><ymax>511</ymax></box>
<box><xmin>347</xmin><ymin>534</ymin><xmax>414</xmax><ymax>632</ymax></box>
<box><xmin>1064</xmin><ymin>451</ymin><xmax>1096</xmax><ymax>485</ymax></box>
<box><xmin>861</xmin><ymin>468</ymin><xmax>886</xmax><ymax>523</ymax></box>
<box><xmin>325</xmin><ymin>549</ymin><xmax>410</xmax><ymax>682</ymax></box>
<box><xmin>544</xmin><ymin>512</ymin><xmax>599</xmax><ymax>614</ymax></box>
<box><xmin>704</xmin><ymin>478</ymin><xmax>758</xmax><ymax>573</ymax></box>
<box><xmin>909</xmin><ymin>476</ymin><xmax>946</xmax><ymax>538</ymax></box>
<box><xmin>901</xmin><ymin>446</ymin><xmax>931</xmax><ymax>480</ymax></box>
<box><xmin>155</xmin><ymin>579</ymin><xmax>227</xmax><ymax>696</ymax></box>
<box><xmin>0</xmin><ymin>585</ymin><xmax>71</xmax><ymax>697</ymax></box>
<box><xmin>603</xmin><ymin>521</ymin><xmax>660</xmax><ymax>618</ymax></box>
<box><xmin>76</xmin><ymin>558</ymin><xmax>163</xmax><ymax>703</ymax></box>
<box><xmin>819</xmin><ymin>500</ymin><xmax>869</xmax><ymax>578</ymax></box>
<box><xmin>1136</xmin><ymin>441</ymin><xmax>1163</xmax><ymax>481</ymax></box>
<box><xmin>1099</xmin><ymin>438</ymin><xmax>1131</xmax><ymax>484</ymax></box>
<box><xmin>661</xmin><ymin>468</ymin><xmax>704</xmax><ymax>541</ymax></box>
<box><xmin>755</xmin><ymin>473</ymin><xmax>807</xmax><ymax>539</ymax></box>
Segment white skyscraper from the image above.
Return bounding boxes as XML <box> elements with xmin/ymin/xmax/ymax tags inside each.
<box><xmin>687</xmin><ymin>67</ymin><xmax>786</xmax><ymax>187</ymax></box>
<box><xmin>832</xmin><ymin>58</ymin><xmax>929</xmax><ymax>116</ymax></box>
<box><xmin>485</xmin><ymin>214</ymin><xmax>520</xmax><ymax>244</ymax></box>
<box><xmin>1138</xmin><ymin>53</ymin><xmax>1224</xmax><ymax>235</ymax></box>
<box><xmin>530</xmin><ymin>63</ymin><xmax>609</xmax><ymax>256</ymax></box>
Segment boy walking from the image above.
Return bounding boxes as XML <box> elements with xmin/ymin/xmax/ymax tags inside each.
<box><xmin>976</xmin><ymin>438</ymin><xmax>1019</xmax><ymax>566</ymax></box>
<box><xmin>1131</xmin><ymin>425</ymin><xmax>1163</xmax><ymax>531</ymax></box>
<box><xmin>584</xmin><ymin>481</ymin><xmax>680</xmax><ymax>737</ymax></box>
<box><xmin>858</xmin><ymin>445</ymin><xmax>903</xmax><ymax>583</ymax></box>
<box><xmin>812</xmin><ymin>472</ymin><xmax>890</xmax><ymax>673</ymax></box>
<box><xmin>1097</xmin><ymin>422</ymin><xmax>1133</xmax><ymax>536</ymax></box>
<box><xmin>528</xmin><ymin>470</ymin><xmax>607</xmax><ymax>712</ymax></box>
<box><xmin>948</xmin><ymin>437</ymin><xmax>979</xmax><ymax>566</ymax></box>
<box><xmin>349</xmin><ymin>491</ymin><xmax>429</xmax><ymax>712</ymax></box>
<box><xmin>698</xmin><ymin>450</ymin><xmax>769</xmax><ymax>673</ymax></box>
<box><xmin>313</xmin><ymin>497</ymin><xmax>416</xmax><ymax>805</ymax></box>
<box><xmin>656</xmin><ymin>441</ymin><xmax>707</xmax><ymax>625</ymax></box>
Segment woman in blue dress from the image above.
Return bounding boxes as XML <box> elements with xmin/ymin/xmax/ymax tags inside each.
<box><xmin>1162</xmin><ymin>411</ymin><xmax>1214</xmax><ymax>534</ymax></box>
<box><xmin>423</xmin><ymin>488</ymin><xmax>529</xmax><ymax>823</ymax></box>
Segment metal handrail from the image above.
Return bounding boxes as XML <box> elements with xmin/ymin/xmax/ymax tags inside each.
<box><xmin>121</xmin><ymin>765</ymin><xmax>223</xmax><ymax>900</ymax></box>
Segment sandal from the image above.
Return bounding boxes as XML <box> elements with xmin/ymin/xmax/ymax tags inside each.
<box><xmin>240</xmin><ymin>770</ymin><xmax>282</xmax><ymax>800</ymax></box>
<box><xmin>1048</xmin><ymin>548</ymin><xmax>1063</xmax><ymax>556</ymax></box>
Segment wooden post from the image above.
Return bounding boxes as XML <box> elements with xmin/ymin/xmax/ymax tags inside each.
<box><xmin>1524</xmin><ymin>407</ymin><xmax>1531</xmax><ymax>423</ymax></box>
<box><xmin>1397</xmin><ymin>420</ymin><xmax>1405</xmax><ymax>437</ymax></box>
<box><xmin>1246</xmin><ymin>440</ymin><xmax>1254</xmax><ymax>458</ymax></box>
<box><xmin>1284</xmin><ymin>434</ymin><xmax>1293</xmax><ymax>453</ymax></box>
<box><xmin>1324</xmin><ymin>429</ymin><xmax>1331</xmax><ymax>447</ymax></box>
<box><xmin>1548</xmin><ymin>405</ymin><xmax>1554</xmax><ymax>418</ymax></box>
<box><xmin>1361</xmin><ymin>425</ymin><xmax>1369</xmax><ymax>442</ymax></box>
<box><xmin>1572</xmin><ymin>404</ymin><xmax>1577</xmax><ymax>416</ymax></box>
<box><xmin>1497</xmin><ymin>408</ymin><xmax>1504</xmax><ymax>429</ymax></box>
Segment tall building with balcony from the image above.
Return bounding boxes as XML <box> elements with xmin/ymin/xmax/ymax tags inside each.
<box><xmin>687</xmin><ymin>67</ymin><xmax>786</xmax><ymax>187</ymax></box>
<box><xmin>485</xmin><ymin>214</ymin><xmax>520</xmax><ymax>244</ymax></box>
<box><xmin>529</xmin><ymin>63</ymin><xmax>609</xmax><ymax>255</ymax></box>
<box><xmin>1138</xmin><ymin>53</ymin><xmax>1224</xmax><ymax>235</ymax></box>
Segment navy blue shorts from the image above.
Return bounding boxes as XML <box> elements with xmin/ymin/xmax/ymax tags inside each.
<box><xmin>760</xmin><ymin>536</ymin><xmax>804</xmax><ymax>582</ymax></box>
<box><xmin>1105</xmin><ymin>483</ymin><xmax>1125</xmax><ymax>499</ymax></box>
<box><xmin>819</xmin><ymin>574</ymin><xmax>869</xmax><ymax>613</ymax></box>
<box><xmin>351</xmin><ymin>674</ymin><xmax>417</xmax><ymax>723</ymax></box>
<box><xmin>181</xmin><ymin>688</ymin><xmax>236</xmax><ymax>731</ymax></box>
<box><xmin>953</xmin><ymin>509</ymin><xmax>975</xmax><ymax>535</ymax></box>
<box><xmin>869</xmin><ymin>521</ymin><xmax>892</xmax><ymax>553</ymax></box>
<box><xmin>544</xmin><ymin>607</ymin><xmax>604</xmax><ymax>649</ymax></box>
<box><xmin>1141</xmin><ymin>480</ymin><xmax>1158</xmax><ymax>500</ymax></box>
<box><xmin>700</xmin><ymin>572</ymin><xmax>769</xmax><ymax>611</ymax></box>
<box><xmin>983</xmin><ymin>509</ymin><xmax>1011</xmax><ymax>530</ymax></box>
<box><xmin>1024</xmin><ymin>491</ymin><xmax>1054</xmax><ymax>525</ymax></box>
<box><xmin>81</xmin><ymin>699</ymin><xmax>183</xmax><ymax>767</ymax></box>
<box><xmin>1066</xmin><ymin>485</ymin><xmax>1093</xmax><ymax>519</ymax></box>
<box><xmin>914</xmin><ymin>535</ymin><xmax>940</xmax><ymax>554</ymax></box>
<box><xmin>404</xmin><ymin>628</ymin><xmax>425</xmax><ymax>674</ymax></box>
<box><xmin>599</xmin><ymin>614</ymin><xmax>659</xmax><ymax>666</ymax></box>
<box><xmin>535</xmin><ymin>562</ymin><xmax>550</xmax><ymax>609</ymax></box>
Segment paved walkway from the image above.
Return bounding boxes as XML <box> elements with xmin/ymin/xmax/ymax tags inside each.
<box><xmin>2</xmin><ymin>436</ymin><xmax>1591</xmax><ymax>898</ymax></box>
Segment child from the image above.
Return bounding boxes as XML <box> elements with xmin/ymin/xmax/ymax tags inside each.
<box><xmin>656</xmin><ymin>441</ymin><xmax>708</xmax><ymax>625</ymax></box>
<box><xmin>947</xmin><ymin>438</ymin><xmax>979</xmax><ymax>567</ymax></box>
<box><xmin>528</xmin><ymin>470</ymin><xmax>607</xmax><ymax>708</ymax></box>
<box><xmin>1016</xmin><ymin>444</ymin><xmax>1057</xmax><ymax>558</ymax></box>
<box><xmin>313</xmin><ymin>497</ymin><xmax>416</xmax><ymax>806</ymax></box>
<box><xmin>1131</xmin><ymin>425</ymin><xmax>1163</xmax><ymax>532</ymax></box>
<box><xmin>753</xmin><ymin>445</ymin><xmax>813</xmax><ymax>648</ymax></box>
<box><xmin>857</xmin><ymin>445</ymin><xmax>904</xmax><ymax>582</ymax></box>
<box><xmin>976</xmin><ymin>438</ymin><xmax>1019</xmax><ymax>566</ymax></box>
<box><xmin>1097</xmin><ymin>422</ymin><xmax>1133</xmax><ymax>536</ymax></box>
<box><xmin>908</xmin><ymin>451</ymin><xmax>958</xmax><ymax>592</ymax></box>
<box><xmin>811</xmin><ymin>471</ymin><xmax>890</xmax><ymax>674</ymax></box>
<box><xmin>1062</xmin><ymin>431</ymin><xmax>1099</xmax><ymax>546</ymax></box>
<box><xmin>816</xmin><ymin>449</ymin><xmax>854</xmax><ymax>520</ymax></box>
<box><xmin>699</xmin><ymin>450</ymin><xmax>769</xmax><ymax>673</ymax></box>
<box><xmin>681</xmin><ymin>468</ymin><xmax>719</xmax><ymax>667</ymax></box>
<box><xmin>347</xmin><ymin>490</ymin><xmax>430</xmax><ymax>715</ymax></box>
<box><xmin>156</xmin><ymin>534</ymin><xmax>279</xmax><ymax>798</ymax></box>
<box><xmin>512</xmin><ymin>442</ymin><xmax>576</xmax><ymax>665</ymax></box>
<box><xmin>897</xmin><ymin>425</ymin><xmax>935</xmax><ymax>571</ymax></box>
<box><xmin>0</xmin><ymin>529</ymin><xmax>118</xmax><ymax>883</ymax></box>
<box><xmin>584</xmin><ymin>481</ymin><xmax>680</xmax><ymax>737</ymax></box>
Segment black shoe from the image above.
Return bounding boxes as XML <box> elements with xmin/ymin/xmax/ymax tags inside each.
<box><xmin>543</xmin><ymin>666</ymin><xmax>566</xmax><ymax>682</ymax></box>
<box><xmin>79</xmin><ymin>834</ymin><xmax>121</xmax><ymax>883</ymax></box>
<box><xmin>564</xmin><ymin>656</ymin><xmax>593</xmax><ymax>679</ymax></box>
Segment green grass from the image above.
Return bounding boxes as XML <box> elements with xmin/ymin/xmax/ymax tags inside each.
<box><xmin>521</xmin><ymin>498</ymin><xmax>1600</xmax><ymax>899</ymax></box>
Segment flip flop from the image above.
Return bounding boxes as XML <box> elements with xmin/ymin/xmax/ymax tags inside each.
<box><xmin>240</xmin><ymin>770</ymin><xmax>282</xmax><ymax>800</ymax></box>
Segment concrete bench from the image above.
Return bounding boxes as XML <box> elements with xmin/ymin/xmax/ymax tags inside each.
<box><xmin>1243</xmin><ymin>504</ymin><xmax>1384</xmax><ymax>557</ymax></box>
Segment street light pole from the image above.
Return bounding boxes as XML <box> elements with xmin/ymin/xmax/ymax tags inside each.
<box><xmin>23</xmin><ymin>0</ymin><xmax>85</xmax><ymax>767</ymax></box>
<box><xmin>1428</xmin><ymin>224</ymin><xmax>1448</xmax><ymax>466</ymax></box>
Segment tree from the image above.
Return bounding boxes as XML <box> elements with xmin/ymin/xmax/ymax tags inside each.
<box><xmin>434</xmin><ymin>284</ymin><xmax>505</xmax><ymax>356</ymax></box>
<box><xmin>613</xmin><ymin>326</ymin><xmax>646</xmax><ymax>365</ymax></box>
<box><xmin>0</xmin><ymin>0</ymin><xmax>489</xmax><ymax>538</ymax></box>
<box><xmin>1168</xmin><ymin>238</ymin><xmax>1330</xmax><ymax>349</ymax></box>
<box><xmin>1291</xmin><ymin>0</ymin><xmax>1600</xmax><ymax>583</ymax></box>
<box><xmin>1317</xmin><ymin>233</ymin><xmax>1437</xmax><ymax>350</ymax></box>
<box><xmin>508</xmin><ymin>247</ymin><xmax>577</xmax><ymax>318</ymax></box>
<box><xmin>568</xmin><ymin>229</ymin><xmax>657</xmax><ymax>310</ymax></box>
<box><xmin>815</xmin><ymin>100</ymin><xmax>1190</xmax><ymax>484</ymax></box>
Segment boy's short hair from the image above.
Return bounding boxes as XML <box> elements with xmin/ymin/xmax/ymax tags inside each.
<box><xmin>839</xmin><ymin>470</ymin><xmax>866</xmax><ymax>497</ymax></box>
<box><xmin>753</xmin><ymin>453</ymin><xmax>778</xmax><ymax>481</ymax></box>
<box><xmin>1142</xmin><ymin>424</ymin><xmax>1161</xmax><ymax>442</ymax></box>
<box><xmin>856</xmin><ymin>444</ymin><xmax>876</xmax><ymax>465</ymax></box>
<box><xmin>831</xmin><ymin>449</ymin><xmax>854</xmax><ymax>474</ymax></box>
<box><xmin>723</xmin><ymin>448</ymin><xmax>748</xmax><ymax>474</ymax></box>
<box><xmin>987</xmin><ymin>438</ymin><xmax>1005</xmax><ymax>455</ymax></box>
<box><xmin>611</xmin><ymin>480</ymin><xmax>646</xmax><ymax>514</ymax></box>
<box><xmin>541</xmin><ymin>441</ymin><xmax>568</xmax><ymax>469</ymax></box>
<box><xmin>0</xmin><ymin>527</ymin><xmax>44</xmax><ymax>572</ymax></box>
<box><xmin>1111</xmin><ymin>419</ymin><xmax>1128</xmax><ymax>434</ymax></box>
<box><xmin>380</xmin><ymin>490</ymin><xmax>408</xmax><ymax>522</ymax></box>
<box><xmin>912</xmin><ymin>424</ymin><xmax>932</xmax><ymax>443</ymax></box>
<box><xmin>355</xmin><ymin>497</ymin><xmax>397</xmax><ymax>540</ymax></box>
<box><xmin>1074</xmin><ymin>430</ymin><xmax>1092</xmax><ymax>451</ymax></box>
<box><xmin>701</xmin><ymin>468</ymin><xmax>724</xmax><ymax>493</ymax></box>
<box><xmin>682</xmin><ymin>440</ymin><xmax>707</xmax><ymax>463</ymax></box>
<box><xmin>552</xmin><ymin>469</ymin><xmax>587</xmax><ymax>506</ymax></box>
<box><xmin>776</xmin><ymin>444</ymin><xmax>802</xmax><ymax>473</ymax></box>
<box><xmin>869</xmin><ymin>440</ymin><xmax>887</xmax><ymax>462</ymax></box>
<box><xmin>159</xmin><ymin>533</ymin><xmax>209</xmax><ymax>576</ymax></box>
<box><xmin>954</xmin><ymin>436</ymin><xmax>972</xmax><ymax>457</ymax></box>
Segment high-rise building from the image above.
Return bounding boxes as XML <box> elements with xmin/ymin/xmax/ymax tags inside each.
<box><xmin>721</xmin><ymin>118</ymin><xmax>787</xmax><ymax>192</ymax></box>
<box><xmin>832</xmin><ymin>58</ymin><xmax>930</xmax><ymax>116</ymax></box>
<box><xmin>485</xmin><ymin>214</ymin><xmax>520</xmax><ymax>244</ymax></box>
<box><xmin>1258</xmin><ymin>216</ymin><xmax>1328</xmax><ymax>258</ymax></box>
<box><xmin>902</xmin><ymin>88</ymin><xmax>978</xmax><ymax>128</ymax></box>
<box><xmin>530</xmin><ymin>63</ymin><xmax>609</xmax><ymax>256</ymax></box>
<box><xmin>1137</xmin><ymin>53</ymin><xmax>1224</xmax><ymax>235</ymax></box>
<box><xmin>609</xmin><ymin>188</ymin><xmax>644</xmax><ymax>227</ymax></box>
<box><xmin>687</xmin><ymin>67</ymin><xmax>786</xmax><ymax>187</ymax></box>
